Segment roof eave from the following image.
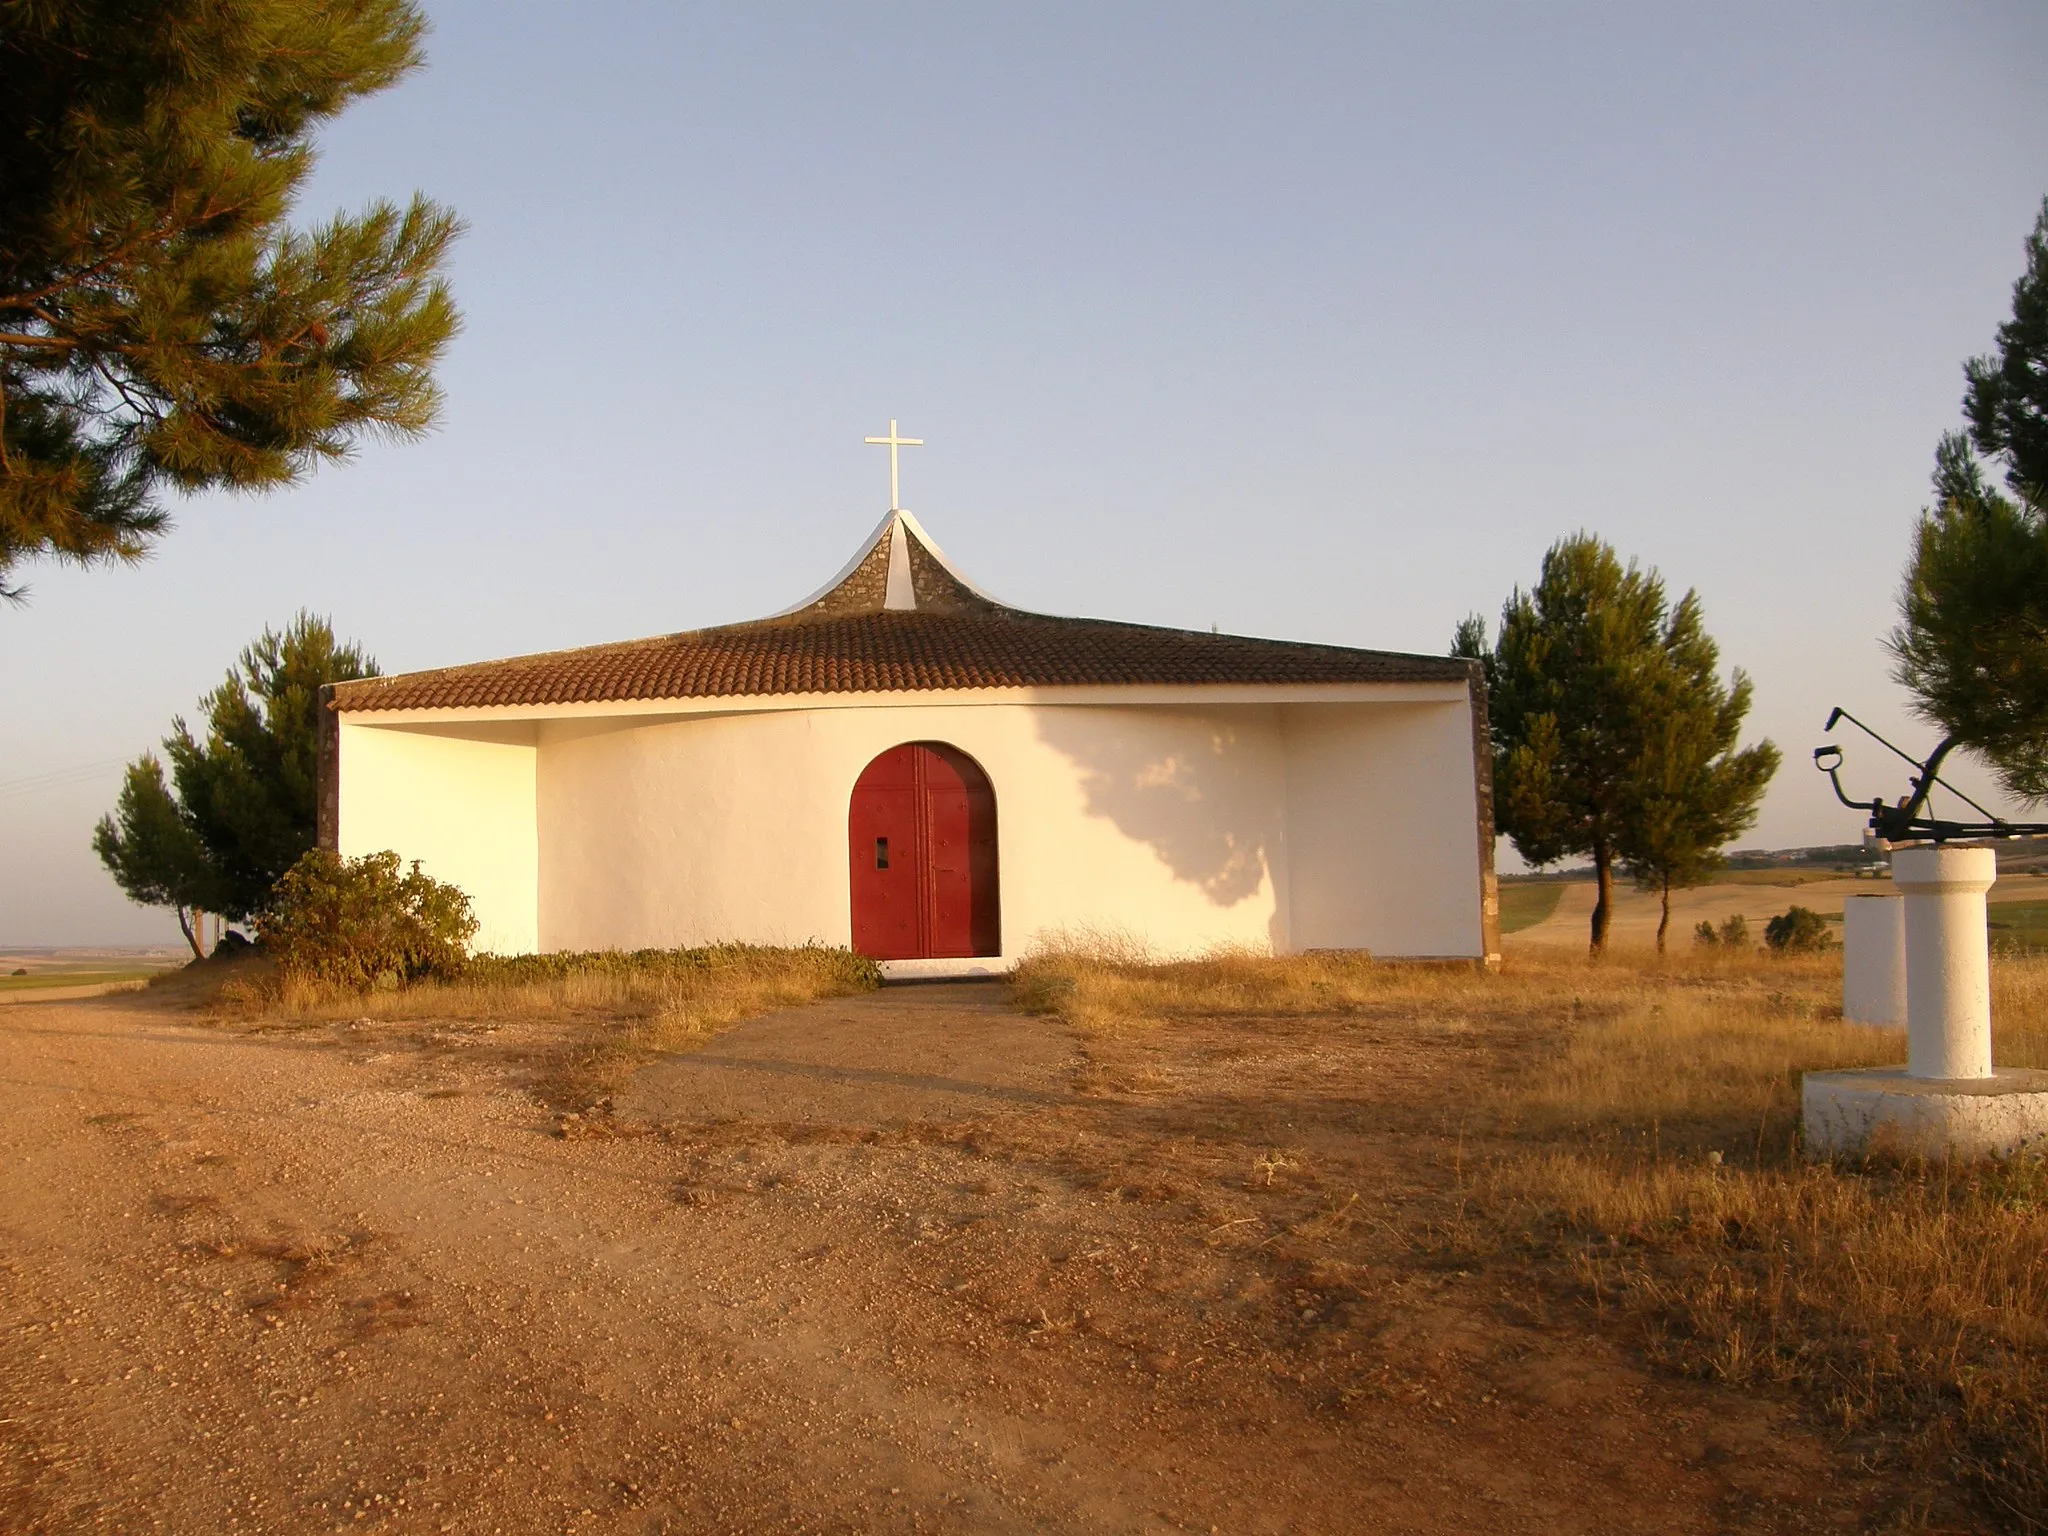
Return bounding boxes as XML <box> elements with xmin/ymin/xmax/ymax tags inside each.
<box><xmin>330</xmin><ymin>676</ymin><xmax>1475</xmax><ymax>723</ymax></box>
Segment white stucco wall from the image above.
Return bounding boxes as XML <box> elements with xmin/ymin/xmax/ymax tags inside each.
<box><xmin>1281</xmin><ymin>702</ymin><xmax>1484</xmax><ymax>957</ymax></box>
<box><xmin>536</xmin><ymin>703</ymin><xmax>1291</xmax><ymax>958</ymax></box>
<box><xmin>336</xmin><ymin>722</ymin><xmax>539</xmax><ymax>955</ymax></box>
<box><xmin>335</xmin><ymin>683</ymin><xmax>1484</xmax><ymax>961</ymax></box>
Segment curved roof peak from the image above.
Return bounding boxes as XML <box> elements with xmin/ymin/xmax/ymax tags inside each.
<box><xmin>775</xmin><ymin>509</ymin><xmax>1006</xmax><ymax>620</ymax></box>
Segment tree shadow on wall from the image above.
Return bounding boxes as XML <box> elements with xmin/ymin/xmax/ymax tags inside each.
<box><xmin>1032</xmin><ymin>709</ymin><xmax>1281</xmax><ymax>910</ymax></box>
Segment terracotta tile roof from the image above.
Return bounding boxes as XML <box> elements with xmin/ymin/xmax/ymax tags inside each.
<box><xmin>329</xmin><ymin>512</ymin><xmax>1472</xmax><ymax>714</ymax></box>
<box><xmin>330</xmin><ymin>610</ymin><xmax>1474</xmax><ymax>713</ymax></box>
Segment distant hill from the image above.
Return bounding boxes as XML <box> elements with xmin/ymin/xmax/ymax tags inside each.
<box><xmin>1504</xmin><ymin>835</ymin><xmax>2048</xmax><ymax>883</ymax></box>
<box><xmin>1722</xmin><ymin>844</ymin><xmax>1872</xmax><ymax>870</ymax></box>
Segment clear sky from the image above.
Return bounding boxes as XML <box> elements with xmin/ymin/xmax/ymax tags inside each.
<box><xmin>7</xmin><ymin>3</ymin><xmax>2048</xmax><ymax>946</ymax></box>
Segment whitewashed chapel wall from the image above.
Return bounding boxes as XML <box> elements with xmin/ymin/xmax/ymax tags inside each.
<box><xmin>335</xmin><ymin>722</ymin><xmax>540</xmax><ymax>955</ymax></box>
<box><xmin>1281</xmin><ymin>701</ymin><xmax>1484</xmax><ymax>956</ymax></box>
<box><xmin>335</xmin><ymin>688</ymin><xmax>1485</xmax><ymax>961</ymax></box>
<box><xmin>534</xmin><ymin>703</ymin><xmax>1293</xmax><ymax>958</ymax></box>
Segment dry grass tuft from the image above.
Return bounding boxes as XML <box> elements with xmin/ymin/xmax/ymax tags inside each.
<box><xmin>218</xmin><ymin>944</ymin><xmax>880</xmax><ymax>1104</ymax></box>
<box><xmin>1015</xmin><ymin>939</ymin><xmax>2048</xmax><ymax>1527</ymax></box>
<box><xmin>1012</xmin><ymin>936</ymin><xmax>1482</xmax><ymax>1032</ymax></box>
<box><xmin>220</xmin><ymin>943</ymin><xmax>876</xmax><ymax>1025</ymax></box>
<box><xmin>1499</xmin><ymin>956</ymin><xmax>1889</xmax><ymax>1158</ymax></box>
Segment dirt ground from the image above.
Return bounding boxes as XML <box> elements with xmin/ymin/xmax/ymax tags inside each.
<box><xmin>0</xmin><ymin>982</ymin><xmax>1910</xmax><ymax>1534</ymax></box>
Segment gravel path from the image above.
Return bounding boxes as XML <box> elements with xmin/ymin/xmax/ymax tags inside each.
<box><xmin>0</xmin><ymin>984</ymin><xmax>1878</xmax><ymax>1534</ymax></box>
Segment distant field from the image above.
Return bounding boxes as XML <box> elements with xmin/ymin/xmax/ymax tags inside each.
<box><xmin>1712</xmin><ymin>868</ymin><xmax>1879</xmax><ymax>887</ymax></box>
<box><xmin>1988</xmin><ymin>897</ymin><xmax>2048</xmax><ymax>953</ymax></box>
<box><xmin>0</xmin><ymin>968</ymin><xmax>161</xmax><ymax>992</ymax></box>
<box><xmin>1499</xmin><ymin>882</ymin><xmax>1567</xmax><ymax>934</ymax></box>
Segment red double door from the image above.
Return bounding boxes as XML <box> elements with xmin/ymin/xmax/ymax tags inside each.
<box><xmin>848</xmin><ymin>742</ymin><xmax>1000</xmax><ymax>960</ymax></box>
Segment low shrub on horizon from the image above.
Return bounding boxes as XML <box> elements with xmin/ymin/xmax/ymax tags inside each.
<box><xmin>1764</xmin><ymin>903</ymin><xmax>1835</xmax><ymax>952</ymax></box>
<box><xmin>1693</xmin><ymin>912</ymin><xmax>1752</xmax><ymax>948</ymax></box>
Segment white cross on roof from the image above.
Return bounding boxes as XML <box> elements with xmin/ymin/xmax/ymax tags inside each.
<box><xmin>863</xmin><ymin>419</ymin><xmax>923</xmax><ymax>511</ymax></box>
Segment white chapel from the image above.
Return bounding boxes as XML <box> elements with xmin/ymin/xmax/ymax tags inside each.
<box><xmin>320</xmin><ymin>478</ymin><xmax>1499</xmax><ymax>971</ymax></box>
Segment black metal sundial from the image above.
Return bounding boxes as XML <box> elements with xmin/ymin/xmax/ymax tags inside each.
<box><xmin>1814</xmin><ymin>707</ymin><xmax>2048</xmax><ymax>844</ymax></box>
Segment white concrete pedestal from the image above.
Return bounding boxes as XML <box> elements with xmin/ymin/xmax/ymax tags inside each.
<box><xmin>1802</xmin><ymin>1068</ymin><xmax>2048</xmax><ymax>1158</ymax></box>
<box><xmin>1899</xmin><ymin>846</ymin><xmax>1995</xmax><ymax>1078</ymax></box>
<box><xmin>1805</xmin><ymin>846</ymin><xmax>2048</xmax><ymax>1159</ymax></box>
<box><xmin>1841</xmin><ymin>894</ymin><xmax>1905</xmax><ymax>1026</ymax></box>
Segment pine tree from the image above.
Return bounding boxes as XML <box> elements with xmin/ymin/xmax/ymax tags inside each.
<box><xmin>1616</xmin><ymin>615</ymin><xmax>1779</xmax><ymax>951</ymax></box>
<box><xmin>91</xmin><ymin>756</ymin><xmax>215</xmax><ymax>957</ymax></box>
<box><xmin>0</xmin><ymin>0</ymin><xmax>460</xmax><ymax>597</ymax></box>
<box><xmin>94</xmin><ymin>613</ymin><xmax>377</xmax><ymax>938</ymax></box>
<box><xmin>1455</xmin><ymin>535</ymin><xmax>1777</xmax><ymax>953</ymax></box>
<box><xmin>1963</xmin><ymin>198</ymin><xmax>2048</xmax><ymax>498</ymax></box>
<box><xmin>1891</xmin><ymin>199</ymin><xmax>2048</xmax><ymax>801</ymax></box>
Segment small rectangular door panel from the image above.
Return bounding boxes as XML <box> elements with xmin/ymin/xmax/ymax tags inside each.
<box><xmin>849</xmin><ymin>749</ymin><xmax>922</xmax><ymax>960</ymax></box>
<box><xmin>963</xmin><ymin>782</ymin><xmax>1000</xmax><ymax>957</ymax></box>
<box><xmin>924</xmin><ymin>777</ymin><xmax>975</xmax><ymax>958</ymax></box>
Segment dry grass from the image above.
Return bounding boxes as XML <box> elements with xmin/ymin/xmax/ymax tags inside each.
<box><xmin>1011</xmin><ymin>929</ymin><xmax>1488</xmax><ymax>1031</ymax></box>
<box><xmin>1485</xmin><ymin>1149</ymin><xmax>2048</xmax><ymax>1522</ymax></box>
<box><xmin>217</xmin><ymin>945</ymin><xmax>880</xmax><ymax>1105</ymax></box>
<box><xmin>221</xmin><ymin>943</ymin><xmax>875</xmax><ymax>1025</ymax></box>
<box><xmin>1013</xmin><ymin>936</ymin><xmax>2048</xmax><ymax>1529</ymax></box>
<box><xmin>1482</xmin><ymin>952</ymin><xmax>2048</xmax><ymax>1528</ymax></box>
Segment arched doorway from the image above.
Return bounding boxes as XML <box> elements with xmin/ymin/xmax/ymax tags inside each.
<box><xmin>848</xmin><ymin>742</ymin><xmax>1000</xmax><ymax>960</ymax></box>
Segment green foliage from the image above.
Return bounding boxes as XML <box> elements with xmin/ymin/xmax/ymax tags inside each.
<box><xmin>1694</xmin><ymin>914</ymin><xmax>1751</xmax><ymax>949</ymax></box>
<box><xmin>1456</xmin><ymin>534</ymin><xmax>1776</xmax><ymax>949</ymax></box>
<box><xmin>461</xmin><ymin>943</ymin><xmax>885</xmax><ymax>991</ymax></box>
<box><xmin>0</xmin><ymin>0</ymin><xmax>461</xmax><ymax>597</ymax></box>
<box><xmin>257</xmin><ymin>848</ymin><xmax>475</xmax><ymax>986</ymax></box>
<box><xmin>90</xmin><ymin>754</ymin><xmax>213</xmax><ymax>955</ymax></box>
<box><xmin>170</xmin><ymin>613</ymin><xmax>377</xmax><ymax>914</ymax></box>
<box><xmin>1891</xmin><ymin>199</ymin><xmax>2048</xmax><ymax>802</ymax></box>
<box><xmin>94</xmin><ymin>613</ymin><xmax>376</xmax><ymax>927</ymax></box>
<box><xmin>1619</xmin><ymin>620</ymin><xmax>1781</xmax><ymax>949</ymax></box>
<box><xmin>1456</xmin><ymin>536</ymin><xmax>1665</xmax><ymax>871</ymax></box>
<box><xmin>1623</xmin><ymin>702</ymin><xmax>1780</xmax><ymax>897</ymax></box>
<box><xmin>1764</xmin><ymin>905</ymin><xmax>1834</xmax><ymax>953</ymax></box>
<box><xmin>1963</xmin><ymin>197</ymin><xmax>2048</xmax><ymax>500</ymax></box>
<box><xmin>1892</xmin><ymin>437</ymin><xmax>2048</xmax><ymax>802</ymax></box>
